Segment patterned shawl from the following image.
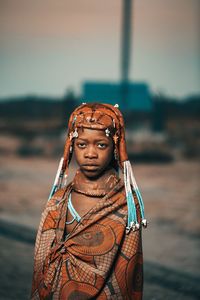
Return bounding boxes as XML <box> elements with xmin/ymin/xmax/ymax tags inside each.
<box><xmin>31</xmin><ymin>173</ymin><xmax>143</xmax><ymax>300</ymax></box>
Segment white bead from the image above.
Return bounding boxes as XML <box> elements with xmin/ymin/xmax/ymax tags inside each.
<box><xmin>72</xmin><ymin>129</ymin><xmax>78</xmax><ymax>138</ymax></box>
<box><xmin>105</xmin><ymin>128</ymin><xmax>110</xmax><ymax>136</ymax></box>
<box><xmin>142</xmin><ymin>219</ymin><xmax>147</xmax><ymax>228</ymax></box>
<box><xmin>114</xmin><ymin>104</ymin><xmax>119</xmax><ymax>108</ymax></box>
<box><xmin>135</xmin><ymin>223</ymin><xmax>140</xmax><ymax>229</ymax></box>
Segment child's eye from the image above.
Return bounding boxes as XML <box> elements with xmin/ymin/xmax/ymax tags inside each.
<box><xmin>77</xmin><ymin>143</ymin><xmax>86</xmax><ymax>148</ymax></box>
<box><xmin>97</xmin><ymin>143</ymin><xmax>107</xmax><ymax>149</ymax></box>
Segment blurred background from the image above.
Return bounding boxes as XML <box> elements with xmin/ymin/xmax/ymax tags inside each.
<box><xmin>0</xmin><ymin>0</ymin><xmax>200</xmax><ymax>299</ymax></box>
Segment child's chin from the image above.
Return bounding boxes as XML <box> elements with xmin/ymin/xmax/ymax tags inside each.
<box><xmin>82</xmin><ymin>169</ymin><xmax>103</xmax><ymax>179</ymax></box>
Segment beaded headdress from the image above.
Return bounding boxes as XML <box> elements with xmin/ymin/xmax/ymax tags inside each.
<box><xmin>48</xmin><ymin>102</ymin><xmax>147</xmax><ymax>232</ymax></box>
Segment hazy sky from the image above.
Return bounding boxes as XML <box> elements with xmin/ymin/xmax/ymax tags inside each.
<box><xmin>0</xmin><ymin>0</ymin><xmax>199</xmax><ymax>98</ymax></box>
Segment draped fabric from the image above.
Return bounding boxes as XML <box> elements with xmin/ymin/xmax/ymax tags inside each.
<box><xmin>31</xmin><ymin>179</ymin><xmax>143</xmax><ymax>300</ymax></box>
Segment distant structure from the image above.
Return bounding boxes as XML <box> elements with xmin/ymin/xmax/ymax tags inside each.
<box><xmin>81</xmin><ymin>0</ymin><xmax>153</xmax><ymax>114</ymax></box>
<box><xmin>121</xmin><ymin>0</ymin><xmax>132</xmax><ymax>84</ymax></box>
<box><xmin>120</xmin><ymin>0</ymin><xmax>132</xmax><ymax>106</ymax></box>
<box><xmin>82</xmin><ymin>82</ymin><xmax>152</xmax><ymax>112</ymax></box>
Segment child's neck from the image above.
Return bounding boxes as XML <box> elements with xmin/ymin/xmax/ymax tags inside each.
<box><xmin>72</xmin><ymin>167</ymin><xmax>120</xmax><ymax>197</ymax></box>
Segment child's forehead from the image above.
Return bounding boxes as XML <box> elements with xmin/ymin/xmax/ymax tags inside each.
<box><xmin>77</xmin><ymin>128</ymin><xmax>110</xmax><ymax>140</ymax></box>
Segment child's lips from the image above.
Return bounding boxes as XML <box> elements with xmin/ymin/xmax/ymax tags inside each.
<box><xmin>82</xmin><ymin>164</ymin><xmax>99</xmax><ymax>171</ymax></box>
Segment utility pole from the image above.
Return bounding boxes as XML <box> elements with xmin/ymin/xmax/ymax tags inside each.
<box><xmin>121</xmin><ymin>0</ymin><xmax>132</xmax><ymax>108</ymax></box>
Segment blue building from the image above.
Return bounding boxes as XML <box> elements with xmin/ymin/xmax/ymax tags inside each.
<box><xmin>82</xmin><ymin>81</ymin><xmax>152</xmax><ymax>112</ymax></box>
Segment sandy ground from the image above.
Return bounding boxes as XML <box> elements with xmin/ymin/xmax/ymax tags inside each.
<box><xmin>0</xmin><ymin>155</ymin><xmax>199</xmax><ymax>300</ymax></box>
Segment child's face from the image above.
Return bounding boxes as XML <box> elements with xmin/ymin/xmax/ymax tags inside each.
<box><xmin>73</xmin><ymin>128</ymin><xmax>114</xmax><ymax>179</ymax></box>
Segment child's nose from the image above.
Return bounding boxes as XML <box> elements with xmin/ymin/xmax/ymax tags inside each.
<box><xmin>84</xmin><ymin>146</ymin><xmax>98</xmax><ymax>158</ymax></box>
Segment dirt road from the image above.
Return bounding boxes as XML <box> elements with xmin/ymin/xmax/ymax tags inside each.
<box><xmin>0</xmin><ymin>156</ymin><xmax>199</xmax><ymax>299</ymax></box>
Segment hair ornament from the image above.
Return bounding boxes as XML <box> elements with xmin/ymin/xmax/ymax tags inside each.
<box><xmin>105</xmin><ymin>128</ymin><xmax>110</xmax><ymax>137</ymax></box>
<box><xmin>123</xmin><ymin>160</ymin><xmax>147</xmax><ymax>232</ymax></box>
<box><xmin>69</xmin><ymin>128</ymin><xmax>79</xmax><ymax>140</ymax></box>
<box><xmin>86</xmin><ymin>116</ymin><xmax>90</xmax><ymax>122</ymax></box>
<box><xmin>48</xmin><ymin>157</ymin><xmax>64</xmax><ymax>200</ymax></box>
<box><xmin>72</xmin><ymin>116</ymin><xmax>77</xmax><ymax>125</ymax></box>
<box><xmin>72</xmin><ymin>128</ymin><xmax>78</xmax><ymax>138</ymax></box>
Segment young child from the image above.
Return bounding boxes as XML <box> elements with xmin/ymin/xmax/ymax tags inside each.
<box><xmin>31</xmin><ymin>102</ymin><xmax>147</xmax><ymax>300</ymax></box>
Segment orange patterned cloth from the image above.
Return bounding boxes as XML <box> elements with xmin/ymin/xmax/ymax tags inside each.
<box><xmin>31</xmin><ymin>171</ymin><xmax>143</xmax><ymax>300</ymax></box>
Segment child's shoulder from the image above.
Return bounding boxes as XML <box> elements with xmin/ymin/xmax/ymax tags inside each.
<box><xmin>47</xmin><ymin>183</ymin><xmax>72</xmax><ymax>207</ymax></box>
